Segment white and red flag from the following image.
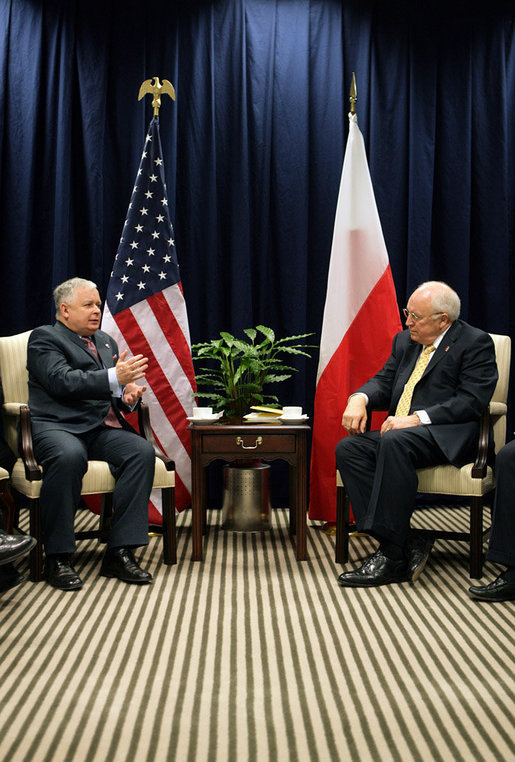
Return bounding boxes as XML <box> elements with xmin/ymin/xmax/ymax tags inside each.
<box><xmin>102</xmin><ymin>116</ymin><xmax>196</xmax><ymax>522</ymax></box>
<box><xmin>309</xmin><ymin>112</ymin><xmax>401</xmax><ymax>522</ymax></box>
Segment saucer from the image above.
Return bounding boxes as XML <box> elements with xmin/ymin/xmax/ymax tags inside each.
<box><xmin>279</xmin><ymin>415</ymin><xmax>309</xmax><ymax>425</ymax></box>
<box><xmin>187</xmin><ymin>413</ymin><xmax>223</xmax><ymax>425</ymax></box>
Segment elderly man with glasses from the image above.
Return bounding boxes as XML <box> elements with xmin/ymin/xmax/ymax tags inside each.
<box><xmin>335</xmin><ymin>281</ymin><xmax>498</xmax><ymax>588</ymax></box>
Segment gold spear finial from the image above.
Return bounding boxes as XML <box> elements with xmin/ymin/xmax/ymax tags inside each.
<box><xmin>138</xmin><ymin>76</ymin><xmax>176</xmax><ymax>116</ymax></box>
<box><xmin>349</xmin><ymin>72</ymin><xmax>357</xmax><ymax>115</ymax></box>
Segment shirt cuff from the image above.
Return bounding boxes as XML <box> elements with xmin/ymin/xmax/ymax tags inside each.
<box><xmin>414</xmin><ymin>410</ymin><xmax>431</xmax><ymax>425</ymax></box>
<box><xmin>108</xmin><ymin>367</ymin><xmax>123</xmax><ymax>398</ymax></box>
<box><xmin>349</xmin><ymin>392</ymin><xmax>369</xmax><ymax>405</ymax></box>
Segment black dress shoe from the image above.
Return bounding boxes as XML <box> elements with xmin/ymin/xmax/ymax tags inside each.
<box><xmin>468</xmin><ymin>572</ymin><xmax>515</xmax><ymax>602</ymax></box>
<box><xmin>337</xmin><ymin>549</ymin><xmax>408</xmax><ymax>588</ymax></box>
<box><xmin>406</xmin><ymin>531</ymin><xmax>434</xmax><ymax>583</ymax></box>
<box><xmin>45</xmin><ymin>555</ymin><xmax>83</xmax><ymax>591</ymax></box>
<box><xmin>0</xmin><ymin>563</ymin><xmax>26</xmax><ymax>593</ymax></box>
<box><xmin>100</xmin><ymin>547</ymin><xmax>152</xmax><ymax>584</ymax></box>
<box><xmin>0</xmin><ymin>534</ymin><xmax>36</xmax><ymax>566</ymax></box>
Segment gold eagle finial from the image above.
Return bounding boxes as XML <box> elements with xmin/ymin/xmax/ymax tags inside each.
<box><xmin>138</xmin><ymin>77</ymin><xmax>176</xmax><ymax>116</ymax></box>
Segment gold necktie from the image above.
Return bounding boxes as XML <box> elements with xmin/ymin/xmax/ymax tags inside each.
<box><xmin>394</xmin><ymin>344</ymin><xmax>435</xmax><ymax>416</ymax></box>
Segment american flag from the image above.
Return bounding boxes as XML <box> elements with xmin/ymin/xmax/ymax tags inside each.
<box><xmin>102</xmin><ymin>116</ymin><xmax>196</xmax><ymax>520</ymax></box>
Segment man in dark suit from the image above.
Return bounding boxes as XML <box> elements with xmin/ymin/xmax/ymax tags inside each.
<box><xmin>335</xmin><ymin>281</ymin><xmax>498</xmax><ymax>587</ymax></box>
<box><xmin>468</xmin><ymin>439</ymin><xmax>515</xmax><ymax>601</ymax></box>
<box><xmin>27</xmin><ymin>277</ymin><xmax>156</xmax><ymax>591</ymax></box>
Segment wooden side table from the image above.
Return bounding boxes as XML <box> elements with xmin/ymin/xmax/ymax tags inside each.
<box><xmin>189</xmin><ymin>423</ymin><xmax>310</xmax><ymax>561</ymax></box>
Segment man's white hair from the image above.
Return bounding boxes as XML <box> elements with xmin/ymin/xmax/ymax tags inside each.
<box><xmin>53</xmin><ymin>277</ymin><xmax>98</xmax><ymax>319</ymax></box>
<box><xmin>414</xmin><ymin>281</ymin><xmax>461</xmax><ymax>322</ymax></box>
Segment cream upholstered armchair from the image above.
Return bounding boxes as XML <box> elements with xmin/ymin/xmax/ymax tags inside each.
<box><xmin>336</xmin><ymin>333</ymin><xmax>511</xmax><ymax>578</ymax></box>
<box><xmin>0</xmin><ymin>329</ymin><xmax>176</xmax><ymax>581</ymax></box>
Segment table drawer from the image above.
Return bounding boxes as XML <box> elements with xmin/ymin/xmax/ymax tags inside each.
<box><xmin>201</xmin><ymin>433</ymin><xmax>297</xmax><ymax>454</ymax></box>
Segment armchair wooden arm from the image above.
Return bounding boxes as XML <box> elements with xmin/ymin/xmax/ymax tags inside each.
<box><xmin>19</xmin><ymin>405</ymin><xmax>42</xmax><ymax>482</ymax></box>
<box><xmin>137</xmin><ymin>402</ymin><xmax>175</xmax><ymax>471</ymax></box>
<box><xmin>471</xmin><ymin>407</ymin><xmax>490</xmax><ymax>479</ymax></box>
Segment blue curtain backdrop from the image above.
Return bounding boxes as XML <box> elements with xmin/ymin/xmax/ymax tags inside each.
<box><xmin>0</xmin><ymin>0</ymin><xmax>514</xmax><ymax>444</ymax></box>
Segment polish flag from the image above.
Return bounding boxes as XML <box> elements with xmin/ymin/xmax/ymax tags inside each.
<box><xmin>309</xmin><ymin>112</ymin><xmax>401</xmax><ymax>522</ymax></box>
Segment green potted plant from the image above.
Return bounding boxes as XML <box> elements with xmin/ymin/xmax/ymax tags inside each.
<box><xmin>192</xmin><ymin>325</ymin><xmax>316</xmax><ymax>420</ymax></box>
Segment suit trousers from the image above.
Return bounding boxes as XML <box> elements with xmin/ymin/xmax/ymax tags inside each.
<box><xmin>335</xmin><ymin>427</ymin><xmax>445</xmax><ymax>547</ymax></box>
<box><xmin>33</xmin><ymin>425</ymin><xmax>155</xmax><ymax>555</ymax></box>
<box><xmin>487</xmin><ymin>439</ymin><xmax>515</xmax><ymax>567</ymax></box>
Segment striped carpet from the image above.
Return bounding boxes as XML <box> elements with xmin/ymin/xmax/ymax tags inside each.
<box><xmin>0</xmin><ymin>506</ymin><xmax>513</xmax><ymax>762</ymax></box>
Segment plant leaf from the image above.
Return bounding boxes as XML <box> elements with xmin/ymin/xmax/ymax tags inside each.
<box><xmin>256</xmin><ymin>325</ymin><xmax>275</xmax><ymax>343</ymax></box>
<box><xmin>220</xmin><ymin>331</ymin><xmax>235</xmax><ymax>346</ymax></box>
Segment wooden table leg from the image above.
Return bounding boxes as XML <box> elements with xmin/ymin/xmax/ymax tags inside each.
<box><xmin>289</xmin><ymin>465</ymin><xmax>296</xmax><ymax>536</ymax></box>
<box><xmin>191</xmin><ymin>434</ymin><xmax>203</xmax><ymax>561</ymax></box>
<box><xmin>294</xmin><ymin>432</ymin><xmax>307</xmax><ymax>560</ymax></box>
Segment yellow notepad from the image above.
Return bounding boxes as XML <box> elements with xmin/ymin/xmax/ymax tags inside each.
<box><xmin>249</xmin><ymin>406</ymin><xmax>283</xmax><ymax>416</ymax></box>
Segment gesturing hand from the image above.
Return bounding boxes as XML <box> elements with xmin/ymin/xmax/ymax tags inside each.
<box><xmin>123</xmin><ymin>382</ymin><xmax>146</xmax><ymax>406</ymax></box>
<box><xmin>116</xmin><ymin>350</ymin><xmax>149</xmax><ymax>385</ymax></box>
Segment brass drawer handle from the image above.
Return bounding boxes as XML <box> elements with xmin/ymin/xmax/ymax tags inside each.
<box><xmin>236</xmin><ymin>436</ymin><xmax>263</xmax><ymax>450</ymax></box>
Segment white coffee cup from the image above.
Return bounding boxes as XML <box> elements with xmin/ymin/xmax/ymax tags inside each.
<box><xmin>193</xmin><ymin>406</ymin><xmax>213</xmax><ymax>419</ymax></box>
<box><xmin>282</xmin><ymin>406</ymin><xmax>303</xmax><ymax>418</ymax></box>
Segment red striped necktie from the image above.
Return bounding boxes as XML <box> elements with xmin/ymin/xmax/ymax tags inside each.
<box><xmin>81</xmin><ymin>336</ymin><xmax>98</xmax><ymax>357</ymax></box>
<box><xmin>81</xmin><ymin>336</ymin><xmax>122</xmax><ymax>428</ymax></box>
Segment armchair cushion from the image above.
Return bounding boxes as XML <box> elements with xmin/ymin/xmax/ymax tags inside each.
<box><xmin>416</xmin><ymin>463</ymin><xmax>494</xmax><ymax>496</ymax></box>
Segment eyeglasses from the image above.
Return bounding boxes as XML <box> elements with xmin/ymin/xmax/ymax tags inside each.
<box><xmin>403</xmin><ymin>308</ymin><xmax>444</xmax><ymax>322</ymax></box>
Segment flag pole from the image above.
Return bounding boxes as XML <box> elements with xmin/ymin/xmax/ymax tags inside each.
<box><xmin>138</xmin><ymin>76</ymin><xmax>176</xmax><ymax>116</ymax></box>
<box><xmin>349</xmin><ymin>72</ymin><xmax>357</xmax><ymax>115</ymax></box>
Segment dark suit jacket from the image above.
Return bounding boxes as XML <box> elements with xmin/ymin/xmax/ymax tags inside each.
<box><xmin>356</xmin><ymin>320</ymin><xmax>498</xmax><ymax>467</ymax></box>
<box><xmin>27</xmin><ymin>321</ymin><xmax>131</xmax><ymax>435</ymax></box>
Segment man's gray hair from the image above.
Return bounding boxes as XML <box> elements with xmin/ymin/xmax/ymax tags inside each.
<box><xmin>54</xmin><ymin>277</ymin><xmax>98</xmax><ymax>318</ymax></box>
<box><xmin>416</xmin><ymin>281</ymin><xmax>461</xmax><ymax>322</ymax></box>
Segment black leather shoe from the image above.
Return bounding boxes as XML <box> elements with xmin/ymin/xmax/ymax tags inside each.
<box><xmin>45</xmin><ymin>555</ymin><xmax>83</xmax><ymax>591</ymax></box>
<box><xmin>0</xmin><ymin>563</ymin><xmax>26</xmax><ymax>593</ymax></box>
<box><xmin>100</xmin><ymin>547</ymin><xmax>152</xmax><ymax>584</ymax></box>
<box><xmin>468</xmin><ymin>573</ymin><xmax>515</xmax><ymax>602</ymax></box>
<box><xmin>406</xmin><ymin>531</ymin><xmax>434</xmax><ymax>583</ymax></box>
<box><xmin>337</xmin><ymin>549</ymin><xmax>408</xmax><ymax>588</ymax></box>
<box><xmin>0</xmin><ymin>534</ymin><xmax>36</xmax><ymax>566</ymax></box>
